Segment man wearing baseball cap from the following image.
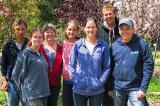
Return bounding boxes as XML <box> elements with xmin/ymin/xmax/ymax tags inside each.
<box><xmin>109</xmin><ymin>17</ymin><xmax>154</xmax><ymax>106</ymax></box>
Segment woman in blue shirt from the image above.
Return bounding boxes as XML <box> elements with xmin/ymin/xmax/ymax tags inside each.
<box><xmin>69</xmin><ymin>17</ymin><xmax>110</xmax><ymax>106</ymax></box>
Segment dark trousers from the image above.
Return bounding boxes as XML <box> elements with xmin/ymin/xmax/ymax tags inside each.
<box><xmin>47</xmin><ymin>86</ymin><xmax>60</xmax><ymax>106</ymax></box>
<box><xmin>102</xmin><ymin>92</ymin><xmax>114</xmax><ymax>106</ymax></box>
<box><xmin>26</xmin><ymin>97</ymin><xmax>47</xmax><ymax>106</ymax></box>
<box><xmin>62</xmin><ymin>83</ymin><xmax>74</xmax><ymax>106</ymax></box>
<box><xmin>73</xmin><ymin>92</ymin><xmax>104</xmax><ymax>106</ymax></box>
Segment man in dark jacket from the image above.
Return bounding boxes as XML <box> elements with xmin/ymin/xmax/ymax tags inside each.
<box><xmin>1</xmin><ymin>19</ymin><xmax>28</xmax><ymax>106</ymax></box>
<box><xmin>110</xmin><ymin>17</ymin><xmax>154</xmax><ymax>106</ymax></box>
<box><xmin>98</xmin><ymin>3</ymin><xmax>120</xmax><ymax>47</ymax></box>
<box><xmin>97</xmin><ymin>3</ymin><xmax>120</xmax><ymax>106</ymax></box>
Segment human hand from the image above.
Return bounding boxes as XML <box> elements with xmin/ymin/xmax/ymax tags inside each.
<box><xmin>137</xmin><ymin>90</ymin><xmax>145</xmax><ymax>99</ymax></box>
<box><xmin>108</xmin><ymin>91</ymin><xmax>113</xmax><ymax>97</ymax></box>
<box><xmin>1</xmin><ymin>76</ymin><xmax>8</xmax><ymax>91</ymax></box>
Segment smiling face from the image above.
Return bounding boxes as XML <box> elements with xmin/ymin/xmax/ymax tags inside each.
<box><xmin>31</xmin><ymin>30</ymin><xmax>43</xmax><ymax>48</ymax></box>
<box><xmin>66</xmin><ymin>23</ymin><xmax>78</xmax><ymax>40</ymax></box>
<box><xmin>102</xmin><ymin>7</ymin><xmax>117</xmax><ymax>25</ymax></box>
<box><xmin>119</xmin><ymin>24</ymin><xmax>134</xmax><ymax>42</ymax></box>
<box><xmin>44</xmin><ymin>28</ymin><xmax>56</xmax><ymax>44</ymax></box>
<box><xmin>84</xmin><ymin>20</ymin><xmax>98</xmax><ymax>39</ymax></box>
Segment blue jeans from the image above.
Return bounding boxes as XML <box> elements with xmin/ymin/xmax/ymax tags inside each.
<box><xmin>8</xmin><ymin>81</ymin><xmax>25</xmax><ymax>106</ymax></box>
<box><xmin>73</xmin><ymin>93</ymin><xmax>104</xmax><ymax>106</ymax></box>
<box><xmin>113</xmin><ymin>90</ymin><xmax>147</xmax><ymax>106</ymax></box>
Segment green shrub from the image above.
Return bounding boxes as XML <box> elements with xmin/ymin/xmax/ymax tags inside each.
<box><xmin>0</xmin><ymin>91</ymin><xmax>7</xmax><ymax>105</ymax></box>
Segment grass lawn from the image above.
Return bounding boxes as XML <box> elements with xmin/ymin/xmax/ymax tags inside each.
<box><xmin>145</xmin><ymin>51</ymin><xmax>160</xmax><ymax>100</ymax></box>
<box><xmin>148</xmin><ymin>77</ymin><xmax>160</xmax><ymax>92</ymax></box>
<box><xmin>147</xmin><ymin>77</ymin><xmax>160</xmax><ymax>100</ymax></box>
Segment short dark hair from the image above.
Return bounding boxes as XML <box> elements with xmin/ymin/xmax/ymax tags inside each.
<box><xmin>85</xmin><ymin>17</ymin><xmax>99</xmax><ymax>29</ymax></box>
<box><xmin>43</xmin><ymin>23</ymin><xmax>57</xmax><ymax>36</ymax></box>
<box><xmin>84</xmin><ymin>17</ymin><xmax>99</xmax><ymax>38</ymax></box>
<box><xmin>13</xmin><ymin>19</ymin><xmax>27</xmax><ymax>28</ymax></box>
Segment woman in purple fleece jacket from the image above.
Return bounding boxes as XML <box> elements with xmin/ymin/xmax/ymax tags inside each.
<box><xmin>69</xmin><ymin>17</ymin><xmax>110</xmax><ymax>106</ymax></box>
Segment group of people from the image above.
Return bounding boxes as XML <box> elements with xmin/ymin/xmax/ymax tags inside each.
<box><xmin>0</xmin><ymin>2</ymin><xmax>154</xmax><ymax>106</ymax></box>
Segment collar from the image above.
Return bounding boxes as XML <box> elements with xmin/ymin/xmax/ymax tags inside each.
<box><xmin>64</xmin><ymin>39</ymin><xmax>75</xmax><ymax>46</ymax></box>
<box><xmin>81</xmin><ymin>38</ymin><xmax>104</xmax><ymax>47</ymax></box>
<box><xmin>101</xmin><ymin>17</ymin><xmax>119</xmax><ymax>32</ymax></box>
<box><xmin>117</xmin><ymin>34</ymin><xmax>139</xmax><ymax>45</ymax></box>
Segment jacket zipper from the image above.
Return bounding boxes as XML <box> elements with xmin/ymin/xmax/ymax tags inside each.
<box><xmin>122</xmin><ymin>45</ymin><xmax>127</xmax><ymax>89</ymax></box>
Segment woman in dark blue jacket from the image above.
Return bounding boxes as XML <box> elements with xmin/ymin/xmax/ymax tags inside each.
<box><xmin>12</xmin><ymin>29</ymin><xmax>50</xmax><ymax>106</ymax></box>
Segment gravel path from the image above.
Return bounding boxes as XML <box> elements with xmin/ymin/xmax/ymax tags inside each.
<box><xmin>147</xmin><ymin>98</ymin><xmax>160</xmax><ymax>106</ymax></box>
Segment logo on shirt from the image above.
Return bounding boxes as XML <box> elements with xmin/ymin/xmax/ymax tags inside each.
<box><xmin>130</xmin><ymin>51</ymin><xmax>139</xmax><ymax>55</ymax></box>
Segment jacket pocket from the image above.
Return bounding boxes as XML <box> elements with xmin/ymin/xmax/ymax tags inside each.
<box><xmin>124</xmin><ymin>69</ymin><xmax>138</xmax><ymax>81</ymax></box>
<box><xmin>87</xmin><ymin>77</ymin><xmax>103</xmax><ymax>91</ymax></box>
<box><xmin>113</xmin><ymin>68</ymin><xmax>138</xmax><ymax>81</ymax></box>
<box><xmin>112</xmin><ymin>68</ymin><xmax>121</xmax><ymax>79</ymax></box>
<box><xmin>74</xmin><ymin>71</ymin><xmax>86</xmax><ymax>90</ymax></box>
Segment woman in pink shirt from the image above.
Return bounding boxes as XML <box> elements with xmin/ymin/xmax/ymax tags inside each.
<box><xmin>62</xmin><ymin>20</ymin><xmax>80</xmax><ymax>106</ymax></box>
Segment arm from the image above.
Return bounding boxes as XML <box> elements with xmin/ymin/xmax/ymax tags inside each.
<box><xmin>99</xmin><ymin>45</ymin><xmax>110</xmax><ymax>85</ymax></box>
<box><xmin>139</xmin><ymin>41</ymin><xmax>154</xmax><ymax>93</ymax></box>
<box><xmin>69</xmin><ymin>43</ymin><xmax>78</xmax><ymax>81</ymax></box>
<box><xmin>1</xmin><ymin>45</ymin><xmax>9</xmax><ymax>77</ymax></box>
<box><xmin>1</xmin><ymin>45</ymin><xmax>9</xmax><ymax>91</ymax></box>
<box><xmin>12</xmin><ymin>53</ymin><xmax>28</xmax><ymax>89</ymax></box>
<box><xmin>106</xmin><ymin>47</ymin><xmax>115</xmax><ymax>92</ymax></box>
